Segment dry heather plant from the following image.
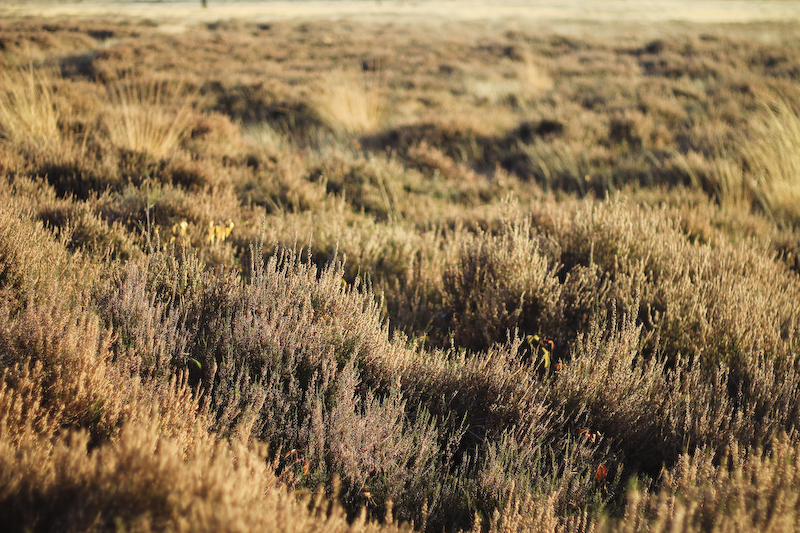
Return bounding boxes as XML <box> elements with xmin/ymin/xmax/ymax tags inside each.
<box><xmin>0</xmin><ymin>274</ymin><xmax>419</xmax><ymax>533</ymax></box>
<box><xmin>603</xmin><ymin>434</ymin><xmax>800</xmax><ymax>532</ymax></box>
<box><xmin>310</xmin><ymin>67</ymin><xmax>387</xmax><ymax>136</ymax></box>
<box><xmin>441</xmin><ymin>208</ymin><xmax>561</xmax><ymax>352</ymax></box>
<box><xmin>0</xmin><ymin>183</ymin><xmax>102</xmax><ymax>304</ymax></box>
<box><xmin>93</xmin><ymin>242</ymin><xmax>463</xmax><ymax>524</ymax></box>
<box><xmin>3</xmin><ymin>14</ymin><xmax>800</xmax><ymax>533</ymax></box>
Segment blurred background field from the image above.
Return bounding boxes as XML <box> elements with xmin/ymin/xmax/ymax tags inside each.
<box><xmin>5</xmin><ymin>0</ymin><xmax>800</xmax><ymax>25</ymax></box>
<box><xmin>2</xmin><ymin>3</ymin><xmax>800</xmax><ymax>532</ymax></box>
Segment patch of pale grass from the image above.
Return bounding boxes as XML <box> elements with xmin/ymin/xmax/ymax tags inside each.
<box><xmin>309</xmin><ymin>67</ymin><xmax>386</xmax><ymax>136</ymax></box>
<box><xmin>104</xmin><ymin>78</ymin><xmax>198</xmax><ymax>158</ymax></box>
<box><xmin>0</xmin><ymin>64</ymin><xmax>61</xmax><ymax>148</ymax></box>
<box><xmin>521</xmin><ymin>139</ymin><xmax>595</xmax><ymax>193</ymax></box>
<box><xmin>467</xmin><ymin>50</ymin><xmax>553</xmax><ymax>109</ymax></box>
<box><xmin>676</xmin><ymin>149</ymin><xmax>752</xmax><ymax>210</ymax></box>
<box><xmin>706</xmin><ymin>155</ymin><xmax>750</xmax><ymax>209</ymax></box>
<box><xmin>468</xmin><ymin>77</ymin><xmax>518</xmax><ymax>106</ymax></box>
<box><xmin>745</xmin><ymin>95</ymin><xmax>800</xmax><ymax>226</ymax></box>
<box><xmin>514</xmin><ymin>50</ymin><xmax>554</xmax><ymax>95</ymax></box>
<box><xmin>242</xmin><ymin>122</ymin><xmax>285</xmax><ymax>151</ymax></box>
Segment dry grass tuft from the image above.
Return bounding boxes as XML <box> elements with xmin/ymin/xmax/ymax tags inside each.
<box><xmin>103</xmin><ymin>78</ymin><xmax>199</xmax><ymax>158</ymax></box>
<box><xmin>745</xmin><ymin>95</ymin><xmax>800</xmax><ymax>226</ymax></box>
<box><xmin>0</xmin><ymin>64</ymin><xmax>61</xmax><ymax>149</ymax></box>
<box><xmin>514</xmin><ymin>51</ymin><xmax>554</xmax><ymax>96</ymax></box>
<box><xmin>310</xmin><ymin>67</ymin><xmax>387</xmax><ymax>136</ymax></box>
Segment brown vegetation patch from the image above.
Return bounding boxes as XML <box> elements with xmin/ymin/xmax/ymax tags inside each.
<box><xmin>2</xmin><ymin>12</ymin><xmax>800</xmax><ymax>533</ymax></box>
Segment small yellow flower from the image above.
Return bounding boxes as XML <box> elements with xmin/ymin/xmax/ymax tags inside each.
<box><xmin>208</xmin><ymin>220</ymin><xmax>234</xmax><ymax>244</ymax></box>
<box><xmin>170</xmin><ymin>220</ymin><xmax>191</xmax><ymax>246</ymax></box>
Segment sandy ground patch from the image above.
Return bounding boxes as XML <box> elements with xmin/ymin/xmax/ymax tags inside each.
<box><xmin>4</xmin><ymin>0</ymin><xmax>800</xmax><ymax>28</ymax></box>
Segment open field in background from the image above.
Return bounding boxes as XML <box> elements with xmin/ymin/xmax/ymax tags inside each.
<box><xmin>5</xmin><ymin>0</ymin><xmax>800</xmax><ymax>26</ymax></box>
<box><xmin>2</xmin><ymin>3</ymin><xmax>800</xmax><ymax>532</ymax></box>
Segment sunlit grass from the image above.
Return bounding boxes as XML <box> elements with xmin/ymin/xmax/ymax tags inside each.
<box><xmin>103</xmin><ymin>78</ymin><xmax>198</xmax><ymax>158</ymax></box>
<box><xmin>677</xmin><ymin>148</ymin><xmax>752</xmax><ymax>210</ymax></box>
<box><xmin>745</xmin><ymin>95</ymin><xmax>800</xmax><ymax>226</ymax></box>
<box><xmin>309</xmin><ymin>66</ymin><xmax>387</xmax><ymax>136</ymax></box>
<box><xmin>466</xmin><ymin>50</ymin><xmax>553</xmax><ymax>109</ymax></box>
<box><xmin>0</xmin><ymin>64</ymin><xmax>61</xmax><ymax>148</ymax></box>
<box><xmin>513</xmin><ymin>50</ymin><xmax>554</xmax><ymax>104</ymax></box>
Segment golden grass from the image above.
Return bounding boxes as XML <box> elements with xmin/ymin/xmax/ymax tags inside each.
<box><xmin>0</xmin><ymin>64</ymin><xmax>61</xmax><ymax>148</ymax></box>
<box><xmin>103</xmin><ymin>78</ymin><xmax>198</xmax><ymax>158</ymax></box>
<box><xmin>310</xmin><ymin>67</ymin><xmax>387</xmax><ymax>136</ymax></box>
<box><xmin>514</xmin><ymin>51</ymin><xmax>554</xmax><ymax>100</ymax></box>
<box><xmin>745</xmin><ymin>95</ymin><xmax>800</xmax><ymax>226</ymax></box>
<box><xmin>677</xmin><ymin>149</ymin><xmax>751</xmax><ymax>210</ymax></box>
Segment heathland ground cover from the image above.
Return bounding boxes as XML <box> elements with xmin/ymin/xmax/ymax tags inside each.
<box><xmin>2</xmin><ymin>6</ymin><xmax>800</xmax><ymax>532</ymax></box>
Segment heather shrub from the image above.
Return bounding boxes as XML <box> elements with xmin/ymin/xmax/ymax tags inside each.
<box><xmin>3</xmin><ymin>14</ymin><xmax>800</xmax><ymax>533</ymax></box>
<box><xmin>238</xmin><ymin>147</ymin><xmax>326</xmax><ymax>214</ymax></box>
<box><xmin>0</xmin><ymin>251</ymin><xmax>422</xmax><ymax>532</ymax></box>
<box><xmin>361</xmin><ymin>118</ymin><xmax>500</xmax><ymax>178</ymax></box>
<box><xmin>94</xmin><ymin>243</ymin><xmax>462</xmax><ymax>525</ymax></box>
<box><xmin>255</xmin><ymin>201</ymin><xmax>452</xmax><ymax>338</ymax></box>
<box><xmin>0</xmin><ymin>337</ymin><xmax>391</xmax><ymax>533</ymax></box>
<box><xmin>308</xmin><ymin>150</ymin><xmax>414</xmax><ymax>221</ymax></box>
<box><xmin>96</xmin><ymin>180</ymin><xmax>241</xmax><ymax>252</ymax></box>
<box><xmin>0</xmin><ymin>297</ymin><xmax>127</xmax><ymax>447</ymax></box>
<box><xmin>32</xmin><ymin>142</ymin><xmax>123</xmax><ymax>200</ymax></box>
<box><xmin>439</xmin><ymin>208</ymin><xmax>561</xmax><ymax>352</ymax></box>
<box><xmin>539</xmin><ymin>197</ymin><xmax>800</xmax><ymax>365</ymax></box>
<box><xmin>186</xmin><ymin>111</ymin><xmax>247</xmax><ymax>159</ymax></box>
<box><xmin>92</xmin><ymin>240</ymin><xmax>637</xmax><ymax>531</ymax></box>
<box><xmin>362</xmin><ymin>194</ymin><xmax>800</xmax><ymax>494</ymax></box>
<box><xmin>404</xmin><ymin>140</ymin><xmax>514</xmax><ymax>207</ymax></box>
<box><xmin>0</xmin><ymin>290</ymin><xmax>226</xmax><ymax>530</ymax></box>
<box><xmin>0</xmin><ymin>196</ymin><xmax>94</xmax><ymax>304</ymax></box>
<box><xmin>159</xmin><ymin>152</ymin><xmax>222</xmax><ymax>191</ymax></box>
<box><xmin>517</xmin><ymin>198</ymin><xmax>800</xmax><ymax>482</ymax></box>
<box><xmin>37</xmin><ymin>197</ymin><xmax>137</xmax><ymax>259</ymax></box>
<box><xmin>607</xmin><ymin>434</ymin><xmax>800</xmax><ymax>532</ymax></box>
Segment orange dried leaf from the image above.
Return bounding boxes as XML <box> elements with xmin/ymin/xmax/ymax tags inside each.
<box><xmin>596</xmin><ymin>464</ymin><xmax>608</xmax><ymax>482</ymax></box>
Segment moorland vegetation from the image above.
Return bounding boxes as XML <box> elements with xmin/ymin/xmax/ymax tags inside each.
<box><xmin>1</xmin><ymin>13</ymin><xmax>800</xmax><ymax>533</ymax></box>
